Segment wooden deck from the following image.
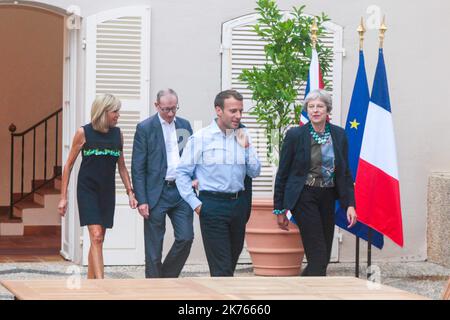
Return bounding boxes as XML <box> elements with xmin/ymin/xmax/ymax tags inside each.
<box><xmin>1</xmin><ymin>276</ymin><xmax>428</xmax><ymax>300</ymax></box>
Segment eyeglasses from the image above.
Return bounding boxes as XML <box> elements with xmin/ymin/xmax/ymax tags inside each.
<box><xmin>159</xmin><ymin>106</ymin><xmax>179</xmax><ymax>113</ymax></box>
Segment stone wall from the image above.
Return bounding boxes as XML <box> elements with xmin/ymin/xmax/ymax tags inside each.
<box><xmin>427</xmin><ymin>173</ymin><xmax>450</xmax><ymax>267</ymax></box>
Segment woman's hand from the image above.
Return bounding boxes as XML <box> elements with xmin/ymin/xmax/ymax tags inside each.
<box><xmin>347</xmin><ymin>206</ymin><xmax>357</xmax><ymax>228</ymax></box>
<box><xmin>128</xmin><ymin>193</ymin><xmax>138</xmax><ymax>209</ymax></box>
<box><xmin>58</xmin><ymin>199</ymin><xmax>68</xmax><ymax>217</ymax></box>
<box><xmin>277</xmin><ymin>213</ymin><xmax>289</xmax><ymax>231</ymax></box>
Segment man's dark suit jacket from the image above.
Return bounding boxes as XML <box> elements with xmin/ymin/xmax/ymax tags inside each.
<box><xmin>273</xmin><ymin>123</ymin><xmax>355</xmax><ymax>212</ymax></box>
<box><xmin>131</xmin><ymin>114</ymin><xmax>193</xmax><ymax>209</ymax></box>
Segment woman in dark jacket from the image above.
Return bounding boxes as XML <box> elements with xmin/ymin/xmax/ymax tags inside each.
<box><xmin>273</xmin><ymin>89</ymin><xmax>357</xmax><ymax>276</ymax></box>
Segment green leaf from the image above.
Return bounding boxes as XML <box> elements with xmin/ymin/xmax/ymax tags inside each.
<box><xmin>239</xmin><ymin>0</ymin><xmax>333</xmax><ymax>164</ymax></box>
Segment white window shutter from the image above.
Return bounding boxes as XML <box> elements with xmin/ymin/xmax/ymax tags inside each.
<box><xmin>83</xmin><ymin>6</ymin><xmax>150</xmax><ymax>265</ymax></box>
<box><xmin>222</xmin><ymin>13</ymin><xmax>343</xmax><ymax>197</ymax></box>
<box><xmin>85</xmin><ymin>6</ymin><xmax>151</xmax><ymax>196</ymax></box>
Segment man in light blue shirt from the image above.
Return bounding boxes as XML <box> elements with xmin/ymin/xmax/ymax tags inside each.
<box><xmin>176</xmin><ymin>90</ymin><xmax>261</xmax><ymax>276</ymax></box>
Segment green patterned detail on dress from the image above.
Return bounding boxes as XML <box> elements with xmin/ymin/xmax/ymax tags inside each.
<box><xmin>83</xmin><ymin>149</ymin><xmax>121</xmax><ymax>157</ymax></box>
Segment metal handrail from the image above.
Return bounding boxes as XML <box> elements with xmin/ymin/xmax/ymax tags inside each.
<box><xmin>10</xmin><ymin>109</ymin><xmax>62</xmax><ymax>137</ymax></box>
<box><xmin>9</xmin><ymin>108</ymin><xmax>62</xmax><ymax>219</ymax></box>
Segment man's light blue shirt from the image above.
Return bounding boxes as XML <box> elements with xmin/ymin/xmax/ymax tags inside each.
<box><xmin>176</xmin><ymin>119</ymin><xmax>261</xmax><ymax>210</ymax></box>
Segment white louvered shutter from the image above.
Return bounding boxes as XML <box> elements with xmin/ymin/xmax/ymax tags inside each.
<box><xmin>222</xmin><ymin>13</ymin><xmax>343</xmax><ymax>262</ymax></box>
<box><xmin>84</xmin><ymin>6</ymin><xmax>150</xmax><ymax>265</ymax></box>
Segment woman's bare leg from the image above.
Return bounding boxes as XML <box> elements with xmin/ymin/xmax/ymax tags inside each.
<box><xmin>87</xmin><ymin>248</ymin><xmax>95</xmax><ymax>279</ymax></box>
<box><xmin>87</xmin><ymin>225</ymin><xmax>106</xmax><ymax>279</ymax></box>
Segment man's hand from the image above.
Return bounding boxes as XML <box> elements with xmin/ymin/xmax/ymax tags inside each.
<box><xmin>194</xmin><ymin>204</ymin><xmax>202</xmax><ymax>216</ymax></box>
<box><xmin>138</xmin><ymin>204</ymin><xmax>150</xmax><ymax>219</ymax></box>
<box><xmin>236</xmin><ymin>128</ymin><xmax>250</xmax><ymax>148</ymax></box>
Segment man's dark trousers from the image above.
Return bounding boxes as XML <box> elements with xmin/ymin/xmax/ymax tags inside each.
<box><xmin>144</xmin><ymin>183</ymin><xmax>193</xmax><ymax>278</ymax></box>
<box><xmin>198</xmin><ymin>192</ymin><xmax>248</xmax><ymax>277</ymax></box>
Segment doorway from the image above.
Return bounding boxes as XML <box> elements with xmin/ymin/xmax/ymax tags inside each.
<box><xmin>0</xmin><ymin>4</ymin><xmax>67</xmax><ymax>262</ymax></box>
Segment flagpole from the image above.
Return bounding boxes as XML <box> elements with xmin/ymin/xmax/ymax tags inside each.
<box><xmin>311</xmin><ymin>17</ymin><xmax>318</xmax><ymax>49</ymax></box>
<box><xmin>367</xmin><ymin>15</ymin><xmax>388</xmax><ymax>280</ymax></box>
<box><xmin>355</xmin><ymin>17</ymin><xmax>366</xmax><ymax>279</ymax></box>
<box><xmin>358</xmin><ymin>17</ymin><xmax>365</xmax><ymax>51</ymax></box>
<box><xmin>379</xmin><ymin>15</ymin><xmax>387</xmax><ymax>49</ymax></box>
<box><xmin>355</xmin><ymin>238</ymin><xmax>360</xmax><ymax>278</ymax></box>
<box><xmin>300</xmin><ymin>17</ymin><xmax>321</xmax><ymax>126</ymax></box>
<box><xmin>367</xmin><ymin>228</ymin><xmax>372</xmax><ymax>279</ymax></box>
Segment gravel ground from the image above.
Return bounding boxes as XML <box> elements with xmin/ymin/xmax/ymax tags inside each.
<box><xmin>0</xmin><ymin>261</ymin><xmax>449</xmax><ymax>300</ymax></box>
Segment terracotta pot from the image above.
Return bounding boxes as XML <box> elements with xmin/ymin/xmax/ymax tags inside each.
<box><xmin>245</xmin><ymin>198</ymin><xmax>304</xmax><ymax>276</ymax></box>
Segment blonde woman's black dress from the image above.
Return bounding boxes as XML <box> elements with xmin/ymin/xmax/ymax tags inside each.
<box><xmin>77</xmin><ymin>123</ymin><xmax>122</xmax><ymax>228</ymax></box>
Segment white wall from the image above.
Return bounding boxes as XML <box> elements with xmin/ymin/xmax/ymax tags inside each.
<box><xmin>16</xmin><ymin>0</ymin><xmax>450</xmax><ymax>263</ymax></box>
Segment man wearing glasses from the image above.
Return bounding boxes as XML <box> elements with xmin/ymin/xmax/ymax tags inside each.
<box><xmin>132</xmin><ymin>89</ymin><xmax>194</xmax><ymax>278</ymax></box>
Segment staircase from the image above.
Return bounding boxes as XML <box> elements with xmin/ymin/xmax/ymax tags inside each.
<box><xmin>1</xmin><ymin>109</ymin><xmax>62</xmax><ymax>238</ymax></box>
<box><xmin>0</xmin><ymin>175</ymin><xmax>61</xmax><ymax>236</ymax></box>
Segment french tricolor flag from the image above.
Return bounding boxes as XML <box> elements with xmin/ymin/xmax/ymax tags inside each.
<box><xmin>300</xmin><ymin>48</ymin><xmax>325</xmax><ymax>125</ymax></box>
<box><xmin>355</xmin><ymin>48</ymin><xmax>404</xmax><ymax>247</ymax></box>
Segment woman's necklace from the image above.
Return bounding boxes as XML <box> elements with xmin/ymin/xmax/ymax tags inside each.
<box><xmin>309</xmin><ymin>123</ymin><xmax>331</xmax><ymax>145</ymax></box>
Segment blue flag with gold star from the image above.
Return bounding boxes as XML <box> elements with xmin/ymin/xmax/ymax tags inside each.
<box><xmin>334</xmin><ymin>50</ymin><xmax>384</xmax><ymax>249</ymax></box>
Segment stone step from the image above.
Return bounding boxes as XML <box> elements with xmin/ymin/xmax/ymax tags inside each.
<box><xmin>32</xmin><ymin>178</ymin><xmax>60</xmax><ymax>190</ymax></box>
<box><xmin>54</xmin><ymin>177</ymin><xmax>61</xmax><ymax>190</ymax></box>
<box><xmin>0</xmin><ymin>222</ymin><xmax>24</xmax><ymax>236</ymax></box>
<box><xmin>4</xmin><ymin>173</ymin><xmax>62</xmax><ymax>236</ymax></box>
<box><xmin>13</xmin><ymin>177</ymin><xmax>61</xmax><ymax>203</ymax></box>
<box><xmin>13</xmin><ymin>194</ymin><xmax>60</xmax><ymax>227</ymax></box>
<box><xmin>1</xmin><ymin>198</ymin><xmax>61</xmax><ymax>235</ymax></box>
<box><xmin>2</xmin><ymin>167</ymin><xmax>61</xmax><ymax>236</ymax></box>
<box><xmin>13</xmin><ymin>192</ymin><xmax>34</xmax><ymax>203</ymax></box>
<box><xmin>13</xmin><ymin>199</ymin><xmax>43</xmax><ymax>218</ymax></box>
<box><xmin>15</xmin><ymin>207</ymin><xmax>61</xmax><ymax>227</ymax></box>
<box><xmin>34</xmin><ymin>186</ymin><xmax>60</xmax><ymax>206</ymax></box>
<box><xmin>23</xmin><ymin>225</ymin><xmax>61</xmax><ymax>237</ymax></box>
<box><xmin>0</xmin><ymin>206</ymin><xmax>24</xmax><ymax>236</ymax></box>
<box><xmin>13</xmin><ymin>198</ymin><xmax>43</xmax><ymax>218</ymax></box>
<box><xmin>0</xmin><ymin>208</ymin><xmax>24</xmax><ymax>236</ymax></box>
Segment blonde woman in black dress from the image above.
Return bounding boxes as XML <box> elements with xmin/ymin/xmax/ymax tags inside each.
<box><xmin>58</xmin><ymin>94</ymin><xmax>138</xmax><ymax>279</ymax></box>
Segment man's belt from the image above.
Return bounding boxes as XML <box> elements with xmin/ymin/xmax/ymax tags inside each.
<box><xmin>199</xmin><ymin>190</ymin><xmax>244</xmax><ymax>200</ymax></box>
<box><xmin>164</xmin><ymin>179</ymin><xmax>176</xmax><ymax>186</ymax></box>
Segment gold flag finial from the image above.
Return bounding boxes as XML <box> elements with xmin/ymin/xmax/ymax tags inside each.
<box><xmin>379</xmin><ymin>15</ymin><xmax>387</xmax><ymax>48</ymax></box>
<box><xmin>311</xmin><ymin>17</ymin><xmax>319</xmax><ymax>49</ymax></box>
<box><xmin>357</xmin><ymin>17</ymin><xmax>366</xmax><ymax>50</ymax></box>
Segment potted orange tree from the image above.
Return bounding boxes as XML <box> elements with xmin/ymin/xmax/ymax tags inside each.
<box><xmin>240</xmin><ymin>0</ymin><xmax>332</xmax><ymax>276</ymax></box>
